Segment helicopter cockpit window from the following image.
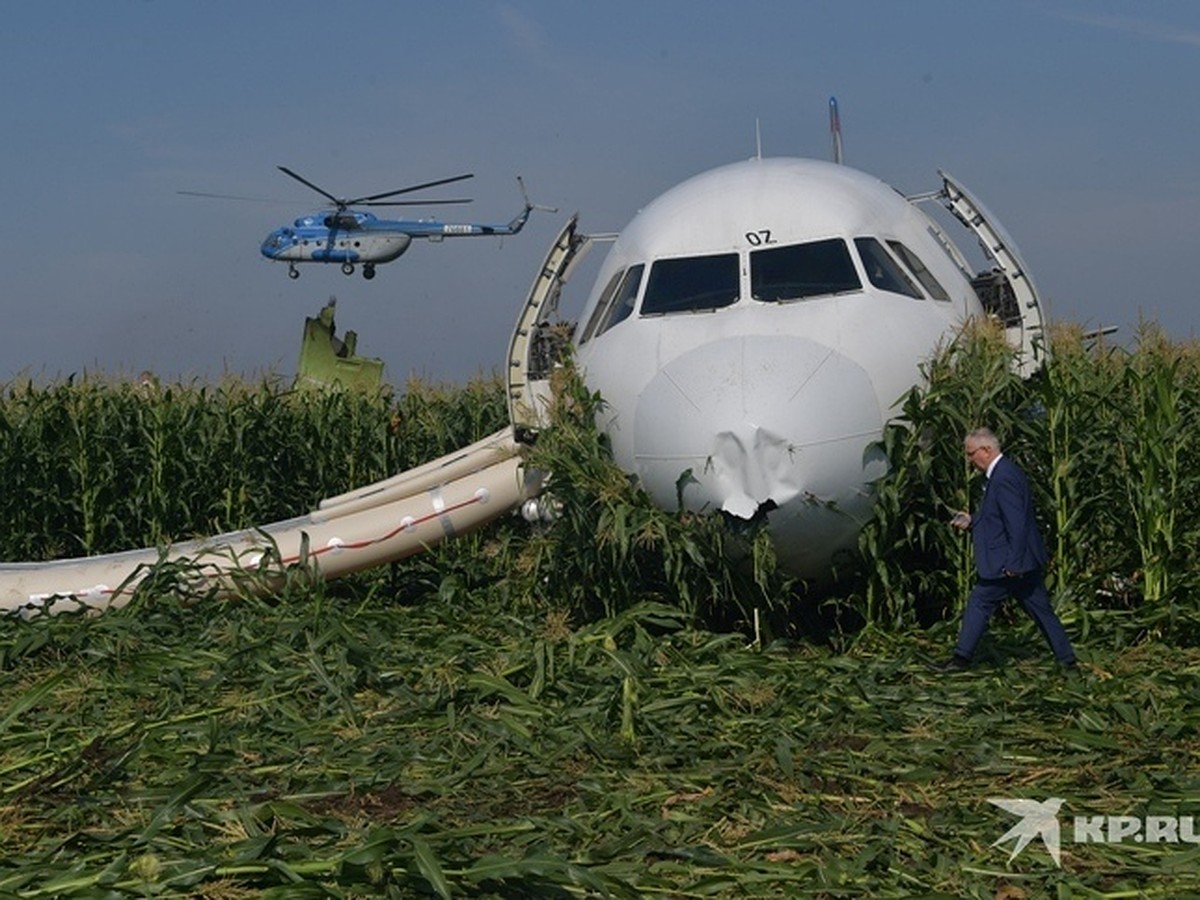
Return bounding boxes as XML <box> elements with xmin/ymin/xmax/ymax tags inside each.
<box><xmin>750</xmin><ymin>238</ymin><xmax>861</xmax><ymax>303</ymax></box>
<box><xmin>887</xmin><ymin>240</ymin><xmax>951</xmax><ymax>301</ymax></box>
<box><xmin>264</xmin><ymin>230</ymin><xmax>291</xmax><ymax>251</ymax></box>
<box><xmin>641</xmin><ymin>253</ymin><xmax>740</xmax><ymax>316</ymax></box>
<box><xmin>596</xmin><ymin>264</ymin><xmax>644</xmax><ymax>337</ymax></box>
<box><xmin>854</xmin><ymin>238</ymin><xmax>923</xmax><ymax>299</ymax></box>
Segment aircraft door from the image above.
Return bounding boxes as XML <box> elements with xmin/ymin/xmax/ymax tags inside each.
<box><xmin>939</xmin><ymin>170</ymin><xmax>1048</xmax><ymax>377</ymax></box>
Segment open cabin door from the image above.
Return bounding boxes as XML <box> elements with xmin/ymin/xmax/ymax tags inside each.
<box><xmin>938</xmin><ymin>170</ymin><xmax>1048</xmax><ymax>378</ymax></box>
<box><xmin>507</xmin><ymin>214</ymin><xmax>591</xmax><ymax>441</ymax></box>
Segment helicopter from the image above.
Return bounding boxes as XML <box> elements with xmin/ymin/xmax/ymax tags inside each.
<box><xmin>262</xmin><ymin>167</ymin><xmax>544</xmax><ymax>280</ymax></box>
<box><xmin>187</xmin><ymin>166</ymin><xmax>542</xmax><ymax>280</ymax></box>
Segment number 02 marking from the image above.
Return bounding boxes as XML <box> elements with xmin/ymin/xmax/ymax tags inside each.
<box><xmin>745</xmin><ymin>230</ymin><xmax>774</xmax><ymax>246</ymax></box>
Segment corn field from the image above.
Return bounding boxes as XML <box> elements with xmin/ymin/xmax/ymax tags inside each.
<box><xmin>0</xmin><ymin>374</ymin><xmax>507</xmax><ymax>560</ymax></box>
<box><xmin>856</xmin><ymin>321</ymin><xmax>1200</xmax><ymax>643</ymax></box>
<box><xmin>2</xmin><ymin>324</ymin><xmax>1200</xmax><ymax>896</ymax></box>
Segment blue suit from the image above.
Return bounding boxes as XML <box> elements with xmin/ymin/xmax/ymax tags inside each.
<box><xmin>953</xmin><ymin>455</ymin><xmax>1076</xmax><ymax>665</ymax></box>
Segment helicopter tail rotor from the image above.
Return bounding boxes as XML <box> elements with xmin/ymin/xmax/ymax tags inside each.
<box><xmin>518</xmin><ymin>176</ymin><xmax>558</xmax><ymax>214</ymax></box>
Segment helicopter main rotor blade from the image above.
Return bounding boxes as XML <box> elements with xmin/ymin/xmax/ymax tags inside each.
<box><xmin>178</xmin><ymin>190</ymin><xmax>291</xmax><ymax>204</ymax></box>
<box><xmin>357</xmin><ymin>198</ymin><xmax>474</xmax><ymax>207</ymax></box>
<box><xmin>351</xmin><ymin>173</ymin><xmax>475</xmax><ymax>205</ymax></box>
<box><xmin>277</xmin><ymin>166</ymin><xmax>342</xmax><ymax>207</ymax></box>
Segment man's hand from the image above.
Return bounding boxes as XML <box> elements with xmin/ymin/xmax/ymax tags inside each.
<box><xmin>950</xmin><ymin>511</ymin><xmax>971</xmax><ymax>530</ymax></box>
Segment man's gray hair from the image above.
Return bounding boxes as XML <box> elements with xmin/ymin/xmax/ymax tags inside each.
<box><xmin>965</xmin><ymin>427</ymin><xmax>1001</xmax><ymax>451</ymax></box>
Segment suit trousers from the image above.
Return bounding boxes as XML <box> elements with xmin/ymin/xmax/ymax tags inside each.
<box><xmin>953</xmin><ymin>570</ymin><xmax>1076</xmax><ymax>665</ymax></box>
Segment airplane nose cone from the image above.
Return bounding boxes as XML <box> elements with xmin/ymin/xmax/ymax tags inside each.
<box><xmin>631</xmin><ymin>334</ymin><xmax>889</xmax><ymax>576</ymax></box>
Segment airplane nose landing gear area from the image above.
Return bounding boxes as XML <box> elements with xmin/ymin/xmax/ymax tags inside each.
<box><xmin>631</xmin><ymin>334</ymin><xmax>888</xmax><ymax>577</ymax></box>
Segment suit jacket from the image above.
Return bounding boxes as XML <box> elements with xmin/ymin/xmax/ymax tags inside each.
<box><xmin>971</xmin><ymin>455</ymin><xmax>1047</xmax><ymax>580</ymax></box>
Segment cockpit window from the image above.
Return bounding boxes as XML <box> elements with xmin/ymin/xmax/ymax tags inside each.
<box><xmin>887</xmin><ymin>240</ymin><xmax>951</xmax><ymax>301</ymax></box>
<box><xmin>579</xmin><ymin>268</ymin><xmax>625</xmax><ymax>344</ymax></box>
<box><xmin>640</xmin><ymin>253</ymin><xmax>739</xmax><ymax>316</ymax></box>
<box><xmin>854</xmin><ymin>237</ymin><xmax>923</xmax><ymax>299</ymax></box>
<box><xmin>596</xmin><ymin>264</ymin><xmax>644</xmax><ymax>337</ymax></box>
<box><xmin>579</xmin><ymin>264</ymin><xmax>649</xmax><ymax>343</ymax></box>
<box><xmin>750</xmin><ymin>238</ymin><xmax>861</xmax><ymax>303</ymax></box>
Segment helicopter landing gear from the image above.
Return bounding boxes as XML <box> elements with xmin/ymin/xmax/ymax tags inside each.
<box><xmin>288</xmin><ymin>265</ymin><xmax>300</xmax><ymax>280</ymax></box>
<box><xmin>341</xmin><ymin>262</ymin><xmax>355</xmax><ymax>276</ymax></box>
<box><xmin>362</xmin><ymin>264</ymin><xmax>376</xmax><ymax>280</ymax></box>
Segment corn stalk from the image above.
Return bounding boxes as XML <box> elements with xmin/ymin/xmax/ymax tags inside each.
<box><xmin>1116</xmin><ymin>327</ymin><xmax>1195</xmax><ymax>616</ymax></box>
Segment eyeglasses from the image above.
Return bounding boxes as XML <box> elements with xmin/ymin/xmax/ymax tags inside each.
<box><xmin>965</xmin><ymin>446</ymin><xmax>987</xmax><ymax>459</ymax></box>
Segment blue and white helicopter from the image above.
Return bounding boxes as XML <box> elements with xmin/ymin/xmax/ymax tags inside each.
<box><xmin>258</xmin><ymin>167</ymin><xmax>539</xmax><ymax>280</ymax></box>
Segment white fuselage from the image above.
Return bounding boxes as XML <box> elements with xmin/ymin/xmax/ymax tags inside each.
<box><xmin>573</xmin><ymin>157</ymin><xmax>985</xmax><ymax>578</ymax></box>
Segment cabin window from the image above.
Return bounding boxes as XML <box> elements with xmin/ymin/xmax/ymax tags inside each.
<box><xmin>854</xmin><ymin>238</ymin><xmax>923</xmax><ymax>299</ymax></box>
<box><xmin>750</xmin><ymin>238</ymin><xmax>861</xmax><ymax>303</ymax></box>
<box><xmin>640</xmin><ymin>253</ymin><xmax>740</xmax><ymax>315</ymax></box>
<box><xmin>887</xmin><ymin>240</ymin><xmax>951</xmax><ymax>301</ymax></box>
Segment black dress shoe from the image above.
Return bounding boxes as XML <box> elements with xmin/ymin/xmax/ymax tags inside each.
<box><xmin>930</xmin><ymin>654</ymin><xmax>971</xmax><ymax>673</ymax></box>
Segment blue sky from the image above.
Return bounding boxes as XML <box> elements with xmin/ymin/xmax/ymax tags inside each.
<box><xmin>2</xmin><ymin>1</ymin><xmax>1198</xmax><ymax>384</ymax></box>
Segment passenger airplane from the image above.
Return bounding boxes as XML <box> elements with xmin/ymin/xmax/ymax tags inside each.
<box><xmin>0</xmin><ymin>124</ymin><xmax>1046</xmax><ymax>615</ymax></box>
<box><xmin>515</xmin><ymin>152</ymin><xmax>1046</xmax><ymax>580</ymax></box>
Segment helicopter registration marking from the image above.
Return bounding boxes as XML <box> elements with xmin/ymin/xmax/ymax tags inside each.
<box><xmin>442</xmin><ymin>224</ymin><xmax>475</xmax><ymax>235</ymax></box>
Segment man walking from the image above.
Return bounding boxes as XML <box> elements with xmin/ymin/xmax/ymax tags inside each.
<box><xmin>936</xmin><ymin>428</ymin><xmax>1077</xmax><ymax>671</ymax></box>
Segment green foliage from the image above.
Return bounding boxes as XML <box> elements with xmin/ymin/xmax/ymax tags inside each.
<box><xmin>0</xmin><ymin>373</ymin><xmax>508</xmax><ymax>559</ymax></box>
<box><xmin>4</xmin><ymin>332</ymin><xmax>1200</xmax><ymax>894</ymax></box>
<box><xmin>857</xmin><ymin>321</ymin><xmax>1200</xmax><ymax>644</ymax></box>
<box><xmin>4</xmin><ymin>324</ymin><xmax>1200</xmax><ymax>647</ymax></box>
<box><xmin>854</xmin><ymin>322</ymin><xmax>1034</xmax><ymax>629</ymax></box>
<box><xmin>4</xmin><ymin>323</ymin><xmax>1200</xmax><ymax>646</ymax></box>
<box><xmin>1114</xmin><ymin>325</ymin><xmax>1197</xmax><ymax>612</ymax></box>
<box><xmin>4</xmin><ymin>579</ymin><xmax>1200</xmax><ymax>896</ymax></box>
<box><xmin>1034</xmin><ymin>323</ymin><xmax>1127</xmax><ymax>610</ymax></box>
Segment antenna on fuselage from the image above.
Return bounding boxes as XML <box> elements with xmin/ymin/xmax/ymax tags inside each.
<box><xmin>755</xmin><ymin>118</ymin><xmax>763</xmax><ymax>160</ymax></box>
<box><xmin>829</xmin><ymin>96</ymin><xmax>843</xmax><ymax>164</ymax></box>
